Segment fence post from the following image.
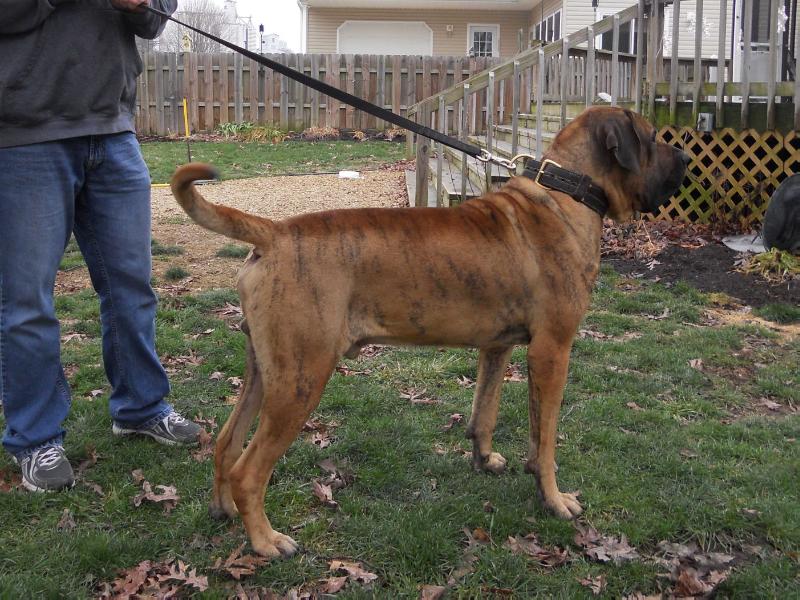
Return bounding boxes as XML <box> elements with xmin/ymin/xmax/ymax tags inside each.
<box><xmin>560</xmin><ymin>36</ymin><xmax>571</xmax><ymax>127</ymax></box>
<box><xmin>437</xmin><ymin>96</ymin><xmax>446</xmax><ymax>207</ymax></box>
<box><xmin>415</xmin><ymin>103</ymin><xmax>432</xmax><ymax>208</ymax></box>
<box><xmin>741</xmin><ymin>0</ymin><xmax>753</xmax><ymax>128</ymax></box>
<box><xmin>645</xmin><ymin>0</ymin><xmax>664</xmax><ymax>121</ymax></box>
<box><xmin>715</xmin><ymin>0</ymin><xmax>727</xmax><ymax>128</ymax></box>
<box><xmin>511</xmin><ymin>61</ymin><xmax>521</xmax><ymax>159</ymax></box>
<box><xmin>485</xmin><ymin>72</ymin><xmax>495</xmax><ymax>192</ymax></box>
<box><xmin>536</xmin><ymin>47</ymin><xmax>545</xmax><ymax>159</ymax></box>
<box><xmin>692</xmin><ymin>0</ymin><xmax>704</xmax><ymax>128</ymax></box>
<box><xmin>586</xmin><ymin>26</ymin><xmax>596</xmax><ymax>108</ymax></box>
<box><xmin>461</xmin><ymin>83</ymin><xmax>470</xmax><ymax>201</ymax></box>
<box><xmin>635</xmin><ymin>0</ymin><xmax>645</xmax><ymax>113</ymax></box>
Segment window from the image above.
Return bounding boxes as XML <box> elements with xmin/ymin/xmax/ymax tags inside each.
<box><xmin>598</xmin><ymin>16</ymin><xmax>638</xmax><ymax>54</ymax></box>
<box><xmin>532</xmin><ymin>10</ymin><xmax>561</xmax><ymax>43</ymax></box>
<box><xmin>468</xmin><ymin>24</ymin><xmax>500</xmax><ymax>57</ymax></box>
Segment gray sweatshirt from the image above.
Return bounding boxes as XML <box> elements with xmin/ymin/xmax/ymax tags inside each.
<box><xmin>0</xmin><ymin>0</ymin><xmax>177</xmax><ymax>148</ymax></box>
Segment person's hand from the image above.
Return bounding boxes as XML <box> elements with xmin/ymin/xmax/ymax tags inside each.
<box><xmin>110</xmin><ymin>0</ymin><xmax>149</xmax><ymax>13</ymax></box>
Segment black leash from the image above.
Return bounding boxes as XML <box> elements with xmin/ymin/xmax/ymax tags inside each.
<box><xmin>143</xmin><ymin>5</ymin><xmax>609</xmax><ymax>216</ymax></box>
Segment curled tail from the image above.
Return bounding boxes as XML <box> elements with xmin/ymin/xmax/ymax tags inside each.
<box><xmin>170</xmin><ymin>163</ymin><xmax>274</xmax><ymax>246</ymax></box>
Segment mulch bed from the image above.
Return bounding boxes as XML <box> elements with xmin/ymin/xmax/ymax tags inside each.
<box><xmin>601</xmin><ymin>221</ymin><xmax>799</xmax><ymax>308</ymax></box>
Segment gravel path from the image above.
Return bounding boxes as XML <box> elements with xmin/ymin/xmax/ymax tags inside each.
<box><xmin>56</xmin><ymin>170</ymin><xmax>409</xmax><ymax>294</ymax></box>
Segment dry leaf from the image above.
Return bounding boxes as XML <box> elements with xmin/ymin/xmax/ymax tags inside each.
<box><xmin>504</xmin><ymin>533</ymin><xmax>569</xmax><ymax>568</ymax></box>
<box><xmin>503</xmin><ymin>363</ymin><xmax>526</xmax><ymax>382</ymax></box>
<box><xmin>209</xmin><ymin>371</ymin><xmax>225</xmax><ymax>381</ymax></box>
<box><xmin>577</xmin><ymin>575</ymin><xmax>606</xmax><ymax>596</ymax></box>
<box><xmin>626</xmin><ymin>401</ymin><xmax>644</xmax><ymax>411</ymax></box>
<box><xmin>329</xmin><ymin>559</ymin><xmax>378</xmax><ymax>585</ymax></box>
<box><xmin>312</xmin><ymin>480</ymin><xmax>338</xmax><ymax>509</ymax></box>
<box><xmin>191</xmin><ymin>429</ymin><xmax>215</xmax><ymax>462</ymax></box>
<box><xmin>400</xmin><ymin>387</ymin><xmax>439</xmax><ymax>405</ymax></box>
<box><xmin>442</xmin><ymin>413</ymin><xmax>464</xmax><ymax>431</ymax></box>
<box><xmin>57</xmin><ymin>508</ymin><xmax>76</xmax><ymax>531</ymax></box>
<box><xmin>420</xmin><ymin>584</ymin><xmax>447</xmax><ymax>599</ymax></box>
<box><xmin>573</xmin><ymin>524</ymin><xmax>639</xmax><ymax>565</ymax></box>
<box><xmin>321</xmin><ymin>576</ymin><xmax>348</xmax><ymax>594</ymax></box>
<box><xmin>758</xmin><ymin>398</ymin><xmax>782</xmax><ymax>411</ymax></box>
<box><xmin>212</xmin><ymin>543</ymin><xmax>269</xmax><ymax>579</ymax></box>
<box><xmin>455</xmin><ymin>375</ymin><xmax>475</xmax><ymax>388</ymax></box>
<box><xmin>688</xmin><ymin>358</ymin><xmax>704</xmax><ymax>370</ymax></box>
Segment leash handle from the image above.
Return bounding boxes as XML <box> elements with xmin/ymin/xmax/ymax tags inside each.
<box><xmin>142</xmin><ymin>5</ymin><xmax>484</xmax><ymax>158</ymax></box>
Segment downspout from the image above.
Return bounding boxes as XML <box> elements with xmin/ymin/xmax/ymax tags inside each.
<box><xmin>298</xmin><ymin>0</ymin><xmax>308</xmax><ymax>53</ymax></box>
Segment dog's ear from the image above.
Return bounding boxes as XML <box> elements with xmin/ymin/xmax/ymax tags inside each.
<box><xmin>601</xmin><ymin>112</ymin><xmax>641</xmax><ymax>174</ymax></box>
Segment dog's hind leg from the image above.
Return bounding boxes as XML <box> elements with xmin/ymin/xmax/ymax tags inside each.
<box><xmin>229</xmin><ymin>348</ymin><xmax>338</xmax><ymax>558</ymax></box>
<box><xmin>210</xmin><ymin>334</ymin><xmax>262</xmax><ymax>520</ymax></box>
<box><xmin>465</xmin><ymin>346</ymin><xmax>513</xmax><ymax>474</ymax></box>
<box><xmin>524</xmin><ymin>333</ymin><xmax>583</xmax><ymax>519</ymax></box>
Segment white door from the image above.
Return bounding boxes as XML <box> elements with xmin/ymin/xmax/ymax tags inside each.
<box><xmin>337</xmin><ymin>21</ymin><xmax>433</xmax><ymax>55</ymax></box>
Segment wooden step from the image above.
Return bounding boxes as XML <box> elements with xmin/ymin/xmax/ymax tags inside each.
<box><xmin>426</xmin><ymin>157</ymin><xmax>483</xmax><ymax>205</ymax></box>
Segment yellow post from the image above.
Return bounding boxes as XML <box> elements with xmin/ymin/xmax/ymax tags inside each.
<box><xmin>182</xmin><ymin>97</ymin><xmax>192</xmax><ymax>163</ymax></box>
<box><xmin>182</xmin><ymin>97</ymin><xmax>190</xmax><ymax>138</ymax></box>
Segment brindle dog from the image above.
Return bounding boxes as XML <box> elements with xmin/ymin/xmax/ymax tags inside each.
<box><xmin>171</xmin><ymin>106</ymin><xmax>688</xmax><ymax>557</ymax></box>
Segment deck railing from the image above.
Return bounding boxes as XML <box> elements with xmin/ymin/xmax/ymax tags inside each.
<box><xmin>407</xmin><ymin>0</ymin><xmax>800</xmax><ymax>208</ymax></box>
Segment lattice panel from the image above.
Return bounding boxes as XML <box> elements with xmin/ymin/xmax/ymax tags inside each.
<box><xmin>654</xmin><ymin>127</ymin><xmax>800</xmax><ymax>228</ymax></box>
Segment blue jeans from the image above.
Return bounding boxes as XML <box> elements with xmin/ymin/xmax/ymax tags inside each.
<box><xmin>0</xmin><ymin>133</ymin><xmax>171</xmax><ymax>457</ymax></box>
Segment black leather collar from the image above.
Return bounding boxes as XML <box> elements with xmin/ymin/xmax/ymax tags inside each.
<box><xmin>521</xmin><ymin>159</ymin><xmax>609</xmax><ymax>217</ymax></box>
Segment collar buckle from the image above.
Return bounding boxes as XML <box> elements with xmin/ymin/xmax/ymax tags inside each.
<box><xmin>534</xmin><ymin>159</ymin><xmax>562</xmax><ymax>188</ymax></box>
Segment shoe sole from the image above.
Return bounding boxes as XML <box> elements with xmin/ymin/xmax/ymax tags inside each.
<box><xmin>112</xmin><ymin>424</ymin><xmax>197</xmax><ymax>447</ymax></box>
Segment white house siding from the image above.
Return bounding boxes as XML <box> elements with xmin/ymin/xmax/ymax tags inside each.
<box><xmin>662</xmin><ymin>0</ymin><xmax>734</xmax><ymax>59</ymax></box>
<box><xmin>306</xmin><ymin>8</ymin><xmax>532</xmax><ymax>56</ymax></box>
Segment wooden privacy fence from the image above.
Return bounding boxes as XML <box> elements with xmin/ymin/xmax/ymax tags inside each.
<box><xmin>134</xmin><ymin>52</ymin><xmax>503</xmax><ymax>136</ymax></box>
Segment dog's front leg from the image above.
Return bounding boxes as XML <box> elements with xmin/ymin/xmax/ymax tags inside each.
<box><xmin>466</xmin><ymin>346</ymin><xmax>513</xmax><ymax>474</ymax></box>
<box><xmin>524</xmin><ymin>335</ymin><xmax>583</xmax><ymax>519</ymax></box>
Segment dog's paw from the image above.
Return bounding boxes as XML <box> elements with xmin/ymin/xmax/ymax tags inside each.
<box><xmin>545</xmin><ymin>491</ymin><xmax>583</xmax><ymax>520</ymax></box>
<box><xmin>252</xmin><ymin>531</ymin><xmax>300</xmax><ymax>559</ymax></box>
<box><xmin>474</xmin><ymin>452</ymin><xmax>507</xmax><ymax>474</ymax></box>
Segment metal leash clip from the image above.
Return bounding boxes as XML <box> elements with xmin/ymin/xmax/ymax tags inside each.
<box><xmin>477</xmin><ymin>150</ymin><xmax>537</xmax><ymax>174</ymax></box>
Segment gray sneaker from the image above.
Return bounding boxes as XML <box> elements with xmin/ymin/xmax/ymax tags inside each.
<box><xmin>112</xmin><ymin>410</ymin><xmax>201</xmax><ymax>446</ymax></box>
<box><xmin>15</xmin><ymin>445</ymin><xmax>75</xmax><ymax>492</ymax></box>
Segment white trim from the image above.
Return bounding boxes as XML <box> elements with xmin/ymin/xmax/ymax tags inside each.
<box><xmin>336</xmin><ymin>20</ymin><xmax>434</xmax><ymax>55</ymax></box>
<box><xmin>467</xmin><ymin>23</ymin><xmax>501</xmax><ymax>57</ymax></box>
<box><xmin>299</xmin><ymin>1</ymin><xmax>308</xmax><ymax>53</ymax></box>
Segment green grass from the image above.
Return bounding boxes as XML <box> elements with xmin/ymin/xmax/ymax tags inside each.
<box><xmin>141</xmin><ymin>140</ymin><xmax>406</xmax><ymax>184</ymax></box>
<box><xmin>754</xmin><ymin>302</ymin><xmax>800</xmax><ymax>324</ymax></box>
<box><xmin>215</xmin><ymin>244</ymin><xmax>251</xmax><ymax>259</ymax></box>
<box><xmin>164</xmin><ymin>265</ymin><xmax>190</xmax><ymax>281</ymax></box>
<box><xmin>0</xmin><ymin>270</ymin><xmax>798</xmax><ymax>598</ymax></box>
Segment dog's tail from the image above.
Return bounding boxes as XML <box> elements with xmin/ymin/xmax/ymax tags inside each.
<box><xmin>171</xmin><ymin>163</ymin><xmax>274</xmax><ymax>246</ymax></box>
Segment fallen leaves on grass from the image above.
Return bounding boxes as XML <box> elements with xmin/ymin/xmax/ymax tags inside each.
<box><xmin>0</xmin><ymin>468</ymin><xmax>23</xmax><ymax>492</ymax></box>
<box><xmin>504</xmin><ymin>533</ymin><xmax>569</xmax><ymax>568</ymax></box>
<box><xmin>335</xmin><ymin>364</ymin><xmax>372</xmax><ymax>376</ymax></box>
<box><xmin>654</xmin><ymin>540</ymin><xmax>736</xmax><ymax>597</ymax></box>
<box><xmin>626</xmin><ymin>401</ymin><xmax>645</xmax><ymax>411</ymax></box>
<box><xmin>419</xmin><ymin>584</ymin><xmax>447</xmax><ymax>599</ymax></box>
<box><xmin>329</xmin><ymin>559</ymin><xmax>378</xmax><ymax>587</ymax></box>
<box><xmin>577</xmin><ymin>575</ymin><xmax>607</xmax><ymax>596</ymax></box>
<box><xmin>212</xmin><ymin>543</ymin><xmax>270</xmax><ymax>579</ymax></box>
<box><xmin>400</xmin><ymin>387</ymin><xmax>440</xmax><ymax>405</ymax></box>
<box><xmin>442</xmin><ymin>413</ymin><xmax>464</xmax><ymax>431</ymax></box>
<box><xmin>573</xmin><ymin>524</ymin><xmax>639</xmax><ymax>565</ymax></box>
<box><xmin>97</xmin><ymin>558</ymin><xmax>208</xmax><ymax>598</ymax></box>
<box><xmin>302</xmin><ymin>418</ymin><xmax>339</xmax><ymax>449</ymax></box>
<box><xmin>455</xmin><ymin>375</ymin><xmax>476</xmax><ymax>388</ymax></box>
<box><xmin>312</xmin><ymin>458</ymin><xmax>354</xmax><ymax>509</ymax></box>
<box><xmin>312</xmin><ymin>480</ymin><xmax>338</xmax><ymax>509</ymax></box>
<box><xmin>131</xmin><ymin>470</ymin><xmax>180</xmax><ymax>514</ymax></box>
<box><xmin>57</xmin><ymin>508</ymin><xmax>76</xmax><ymax>531</ymax></box>
<box><xmin>191</xmin><ymin>428</ymin><xmax>215</xmax><ymax>462</ymax></box>
<box><xmin>503</xmin><ymin>363</ymin><xmax>527</xmax><ymax>382</ymax></box>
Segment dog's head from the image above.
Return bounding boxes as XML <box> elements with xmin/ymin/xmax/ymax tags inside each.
<box><xmin>547</xmin><ymin>106</ymin><xmax>689</xmax><ymax>221</ymax></box>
